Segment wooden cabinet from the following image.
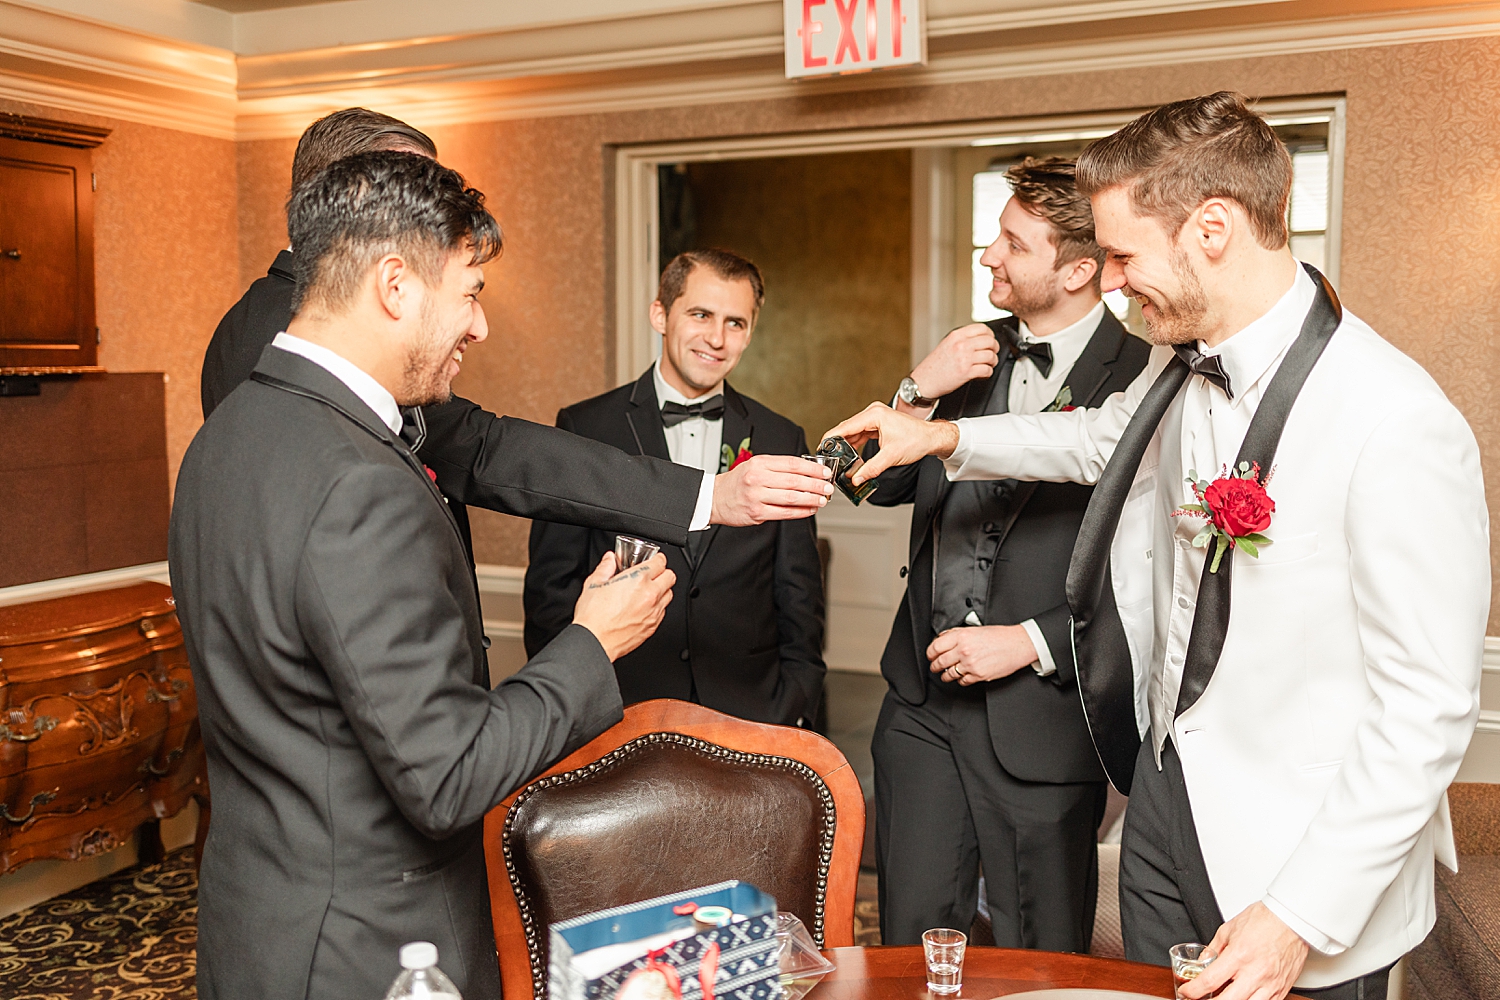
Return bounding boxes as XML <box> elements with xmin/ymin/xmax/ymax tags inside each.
<box><xmin>0</xmin><ymin>582</ymin><xmax>206</xmax><ymax>873</ymax></box>
<box><xmin>0</xmin><ymin>115</ymin><xmax>109</xmax><ymax>375</ymax></box>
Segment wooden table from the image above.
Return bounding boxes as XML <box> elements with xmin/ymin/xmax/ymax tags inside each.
<box><xmin>813</xmin><ymin>946</ymin><xmax>1175</xmax><ymax>998</ymax></box>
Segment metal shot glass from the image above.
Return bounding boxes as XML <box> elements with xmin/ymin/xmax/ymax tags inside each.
<box><xmin>1169</xmin><ymin>942</ymin><xmax>1217</xmax><ymax>999</ymax></box>
<box><xmin>921</xmin><ymin>928</ymin><xmax>966</xmax><ymax>995</ymax></box>
<box><xmin>613</xmin><ymin>535</ymin><xmax>661</xmax><ymax>573</ymax></box>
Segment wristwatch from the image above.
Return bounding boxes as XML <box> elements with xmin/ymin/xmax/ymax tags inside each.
<box><xmin>897</xmin><ymin>376</ymin><xmax>938</xmax><ymax>408</ymax></box>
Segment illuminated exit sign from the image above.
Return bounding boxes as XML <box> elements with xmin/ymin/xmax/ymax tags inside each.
<box><xmin>784</xmin><ymin>0</ymin><xmax>926</xmax><ymax>79</ymax></box>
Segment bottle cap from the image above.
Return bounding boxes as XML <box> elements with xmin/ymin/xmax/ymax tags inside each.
<box><xmin>400</xmin><ymin>942</ymin><xmax>439</xmax><ymax>970</ymax></box>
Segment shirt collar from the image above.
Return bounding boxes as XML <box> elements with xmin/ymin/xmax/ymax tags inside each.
<box><xmin>1017</xmin><ymin>300</ymin><xmax>1106</xmax><ymax>368</ymax></box>
<box><xmin>652</xmin><ymin>359</ymin><xmax>722</xmax><ymax>408</ymax></box>
<box><xmin>270</xmin><ymin>332</ymin><xmax>403</xmax><ymax>434</ymax></box>
<box><xmin>1198</xmin><ymin>266</ymin><xmax>1315</xmax><ymax>409</ymax></box>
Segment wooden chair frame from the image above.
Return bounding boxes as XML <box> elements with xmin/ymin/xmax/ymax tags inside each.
<box><xmin>483</xmin><ymin>699</ymin><xmax>865</xmax><ymax>1000</ymax></box>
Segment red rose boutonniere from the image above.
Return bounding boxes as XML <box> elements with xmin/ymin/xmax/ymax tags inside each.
<box><xmin>1174</xmin><ymin>461</ymin><xmax>1275</xmax><ymax>573</ymax></box>
<box><xmin>719</xmin><ymin>436</ymin><xmax>752</xmax><ymax>473</ymax></box>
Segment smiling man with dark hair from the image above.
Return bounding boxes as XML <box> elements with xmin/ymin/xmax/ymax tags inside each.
<box><xmin>172</xmin><ymin>152</ymin><xmax>683</xmax><ymax>1000</ymax></box>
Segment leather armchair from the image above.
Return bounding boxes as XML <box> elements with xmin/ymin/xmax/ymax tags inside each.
<box><xmin>483</xmin><ymin>699</ymin><xmax>864</xmax><ymax>1000</ymax></box>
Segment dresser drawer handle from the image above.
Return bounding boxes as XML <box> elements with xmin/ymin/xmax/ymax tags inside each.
<box><xmin>1</xmin><ymin>249</ymin><xmax>19</xmax><ymax>260</ymax></box>
<box><xmin>2</xmin><ymin>789</ymin><xmax>57</xmax><ymax>824</ymax></box>
<box><xmin>0</xmin><ymin>716</ymin><xmax>58</xmax><ymax>742</ymax></box>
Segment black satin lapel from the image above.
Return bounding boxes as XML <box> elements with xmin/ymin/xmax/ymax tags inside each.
<box><xmin>1067</xmin><ymin>310</ymin><xmax>1129</xmax><ymax>407</ymax></box>
<box><xmin>1065</xmin><ymin>357</ymin><xmax>1192</xmax><ymax>793</ymax></box>
<box><xmin>1174</xmin><ymin>264</ymin><xmax>1342</xmax><ymax>718</ymax></box>
<box><xmin>625</xmin><ymin>369</ymin><xmax>672</xmax><ymax>461</ymax></box>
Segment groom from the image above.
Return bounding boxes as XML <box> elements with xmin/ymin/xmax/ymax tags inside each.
<box><xmin>825</xmin><ymin>92</ymin><xmax>1487</xmax><ymax>1000</ymax></box>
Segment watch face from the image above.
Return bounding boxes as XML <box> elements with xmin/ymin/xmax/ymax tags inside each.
<box><xmin>899</xmin><ymin>377</ymin><xmax>918</xmax><ymax>404</ymax></box>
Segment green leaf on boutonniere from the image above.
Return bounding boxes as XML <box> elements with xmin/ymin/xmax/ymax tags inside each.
<box><xmin>1236</xmin><ymin>537</ymin><xmax>1261</xmax><ymax>558</ymax></box>
<box><xmin>1044</xmin><ymin>386</ymin><xmax>1074</xmax><ymax>412</ymax></box>
<box><xmin>1241</xmin><ymin>533</ymin><xmax>1272</xmax><ymax>547</ymax></box>
<box><xmin>1191</xmin><ymin>525</ymin><xmax>1215</xmax><ymax>548</ymax></box>
<box><xmin>1178</xmin><ymin>503</ymin><xmax>1208</xmax><ymax>515</ymax></box>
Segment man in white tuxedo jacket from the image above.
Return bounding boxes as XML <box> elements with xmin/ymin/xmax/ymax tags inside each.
<box><xmin>826</xmin><ymin>92</ymin><xmax>1488</xmax><ymax>1000</ymax></box>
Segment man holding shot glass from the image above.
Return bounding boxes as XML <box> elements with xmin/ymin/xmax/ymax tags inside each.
<box><xmin>526</xmin><ymin>249</ymin><xmax>827</xmax><ymax>726</ymax></box>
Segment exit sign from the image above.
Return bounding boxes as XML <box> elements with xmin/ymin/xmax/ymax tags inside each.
<box><xmin>784</xmin><ymin>0</ymin><xmax>926</xmax><ymax>79</ymax></box>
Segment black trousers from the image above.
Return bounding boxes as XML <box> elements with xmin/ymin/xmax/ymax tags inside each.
<box><xmin>1121</xmin><ymin>738</ymin><xmax>1392</xmax><ymax>1000</ymax></box>
<box><xmin>872</xmin><ymin>678</ymin><xmax>1107</xmax><ymax>950</ymax></box>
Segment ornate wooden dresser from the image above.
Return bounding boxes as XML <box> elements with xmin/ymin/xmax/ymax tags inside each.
<box><xmin>0</xmin><ymin>581</ymin><xmax>206</xmax><ymax>873</ymax></box>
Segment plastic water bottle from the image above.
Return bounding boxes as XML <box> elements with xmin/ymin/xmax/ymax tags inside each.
<box><xmin>383</xmin><ymin>941</ymin><xmax>463</xmax><ymax>1000</ymax></box>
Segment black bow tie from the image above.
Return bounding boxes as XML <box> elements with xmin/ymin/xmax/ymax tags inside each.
<box><xmin>1172</xmin><ymin>344</ymin><xmax>1234</xmax><ymax>399</ymax></box>
<box><xmin>1006</xmin><ymin>334</ymin><xmax>1054</xmax><ymax>378</ymax></box>
<box><xmin>660</xmin><ymin>395</ymin><xmax>725</xmax><ymax>427</ymax></box>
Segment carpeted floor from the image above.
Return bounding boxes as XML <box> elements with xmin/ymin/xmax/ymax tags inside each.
<box><xmin>0</xmin><ymin>848</ymin><xmax>199</xmax><ymax>1000</ymax></box>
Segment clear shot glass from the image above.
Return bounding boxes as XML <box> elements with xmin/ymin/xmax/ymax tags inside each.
<box><xmin>921</xmin><ymin>927</ymin><xmax>966</xmax><ymax>995</ymax></box>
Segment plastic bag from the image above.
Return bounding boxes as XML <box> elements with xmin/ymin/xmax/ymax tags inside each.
<box><xmin>775</xmin><ymin>912</ymin><xmax>837</xmax><ymax>1000</ymax></box>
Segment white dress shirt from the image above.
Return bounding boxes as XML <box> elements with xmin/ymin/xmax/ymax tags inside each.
<box><xmin>271</xmin><ymin>332</ymin><xmax>402</xmax><ymax>434</ymax></box>
<box><xmin>654</xmin><ymin>360</ymin><xmax>725</xmax><ymax>475</ymax></box>
<box><xmin>1009</xmin><ymin>300</ymin><xmax>1106</xmax><ymax>415</ymax></box>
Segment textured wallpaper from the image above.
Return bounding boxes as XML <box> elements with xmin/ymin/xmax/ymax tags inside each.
<box><xmin>43</xmin><ymin>34</ymin><xmax>1500</xmax><ymax>628</ymax></box>
<box><xmin>0</xmin><ymin>98</ymin><xmax>238</xmax><ymax>501</ymax></box>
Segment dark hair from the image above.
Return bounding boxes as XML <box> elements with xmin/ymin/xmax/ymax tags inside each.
<box><xmin>286</xmin><ymin>150</ymin><xmax>502</xmax><ymax>316</ymax></box>
<box><xmin>656</xmin><ymin>249</ymin><xmax>765</xmax><ymax>316</ymax></box>
<box><xmin>1004</xmin><ymin>156</ymin><xmax>1103</xmax><ymax>285</ymax></box>
<box><xmin>1076</xmin><ymin>91</ymin><xmax>1292</xmax><ymax>249</ymax></box>
<box><xmin>290</xmin><ymin>108</ymin><xmax>437</xmax><ymax>193</ymax></box>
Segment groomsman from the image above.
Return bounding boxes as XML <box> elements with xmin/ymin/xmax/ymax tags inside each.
<box><xmin>827</xmin><ymin>92</ymin><xmax>1487</xmax><ymax>1000</ymax></box>
<box><xmin>200</xmin><ymin>108</ymin><xmax>833</xmax><ymax>596</ymax></box>
<box><xmin>868</xmin><ymin>157</ymin><xmax>1148</xmax><ymax>949</ymax></box>
<box><xmin>526</xmin><ymin>250</ymin><xmax>826</xmax><ymax>726</ymax></box>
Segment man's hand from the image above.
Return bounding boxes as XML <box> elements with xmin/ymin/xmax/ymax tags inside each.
<box><xmin>711</xmin><ymin>455</ymin><xmax>832</xmax><ymax>526</ymax></box>
<box><xmin>822</xmin><ymin>403</ymin><xmax>960</xmax><ymax>485</ymax></box>
<box><xmin>928</xmin><ymin>625</ymin><xmax>1037</xmax><ymax>685</ymax></box>
<box><xmin>903</xmin><ymin>324</ymin><xmax>1001</xmax><ymax>413</ymax></box>
<box><xmin>1182</xmin><ymin>902</ymin><xmax>1310</xmax><ymax>1000</ymax></box>
<box><xmin>572</xmin><ymin>552</ymin><xmax>676</xmax><ymax>661</ymax></box>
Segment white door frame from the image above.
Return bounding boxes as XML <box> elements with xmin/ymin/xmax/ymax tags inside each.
<box><xmin>612</xmin><ymin>95</ymin><xmax>1346</xmax><ymax>385</ymax></box>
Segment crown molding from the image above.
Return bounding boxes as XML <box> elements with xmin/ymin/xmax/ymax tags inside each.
<box><xmin>4</xmin><ymin>0</ymin><xmax>1500</xmax><ymax>140</ymax></box>
<box><xmin>233</xmin><ymin>1</ymin><xmax>1500</xmax><ymax>139</ymax></box>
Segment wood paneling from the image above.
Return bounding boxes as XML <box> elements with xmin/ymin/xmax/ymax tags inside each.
<box><xmin>0</xmin><ymin>373</ymin><xmax>168</xmax><ymax>588</ymax></box>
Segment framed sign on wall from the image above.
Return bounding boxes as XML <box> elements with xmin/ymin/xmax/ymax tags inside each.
<box><xmin>784</xmin><ymin>0</ymin><xmax>925</xmax><ymax>80</ymax></box>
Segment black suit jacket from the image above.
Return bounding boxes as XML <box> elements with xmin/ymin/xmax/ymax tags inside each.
<box><xmin>200</xmin><ymin>253</ymin><xmax>706</xmax><ymax>560</ymax></box>
<box><xmin>870</xmin><ymin>309</ymin><xmax>1149</xmax><ymax>784</ymax></box>
<box><xmin>524</xmin><ymin>370</ymin><xmax>826</xmax><ymax>726</ymax></box>
<box><xmin>170</xmin><ymin>347</ymin><xmax>625</xmax><ymax>1000</ymax></box>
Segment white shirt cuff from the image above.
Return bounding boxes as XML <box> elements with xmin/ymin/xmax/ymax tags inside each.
<box><xmin>1262</xmin><ymin>894</ymin><xmax>1347</xmax><ymax>956</ymax></box>
<box><xmin>1021</xmin><ymin>619</ymin><xmax>1056</xmax><ymax>676</ymax></box>
<box><xmin>940</xmin><ymin>419</ymin><xmax>968</xmax><ymax>479</ymax></box>
<box><xmin>689</xmin><ymin>470</ymin><xmax>715</xmax><ymax>531</ymax></box>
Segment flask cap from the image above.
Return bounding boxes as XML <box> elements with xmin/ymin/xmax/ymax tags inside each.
<box><xmin>399</xmin><ymin>942</ymin><xmax>439</xmax><ymax>970</ymax></box>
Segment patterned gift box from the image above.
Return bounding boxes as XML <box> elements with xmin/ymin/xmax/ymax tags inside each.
<box><xmin>549</xmin><ymin>881</ymin><xmax>780</xmax><ymax>1000</ymax></box>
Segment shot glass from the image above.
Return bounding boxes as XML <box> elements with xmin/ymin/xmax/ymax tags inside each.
<box><xmin>921</xmin><ymin>928</ymin><xmax>966</xmax><ymax>995</ymax></box>
<box><xmin>801</xmin><ymin>453</ymin><xmax>841</xmax><ymax>474</ymax></box>
<box><xmin>1169</xmin><ymin>942</ymin><xmax>1217</xmax><ymax>999</ymax></box>
<box><xmin>613</xmin><ymin>535</ymin><xmax>661</xmax><ymax>572</ymax></box>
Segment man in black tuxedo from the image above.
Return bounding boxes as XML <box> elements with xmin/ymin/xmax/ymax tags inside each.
<box><xmin>172</xmin><ymin>153</ymin><xmax>680</xmax><ymax>1000</ymax></box>
<box><xmin>525</xmin><ymin>250</ymin><xmax>825</xmax><ymax>726</ymax></box>
<box><xmin>867</xmin><ymin>158</ymin><xmax>1149</xmax><ymax>950</ymax></box>
<box><xmin>200</xmin><ymin>108</ymin><xmax>833</xmax><ymax>575</ymax></box>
